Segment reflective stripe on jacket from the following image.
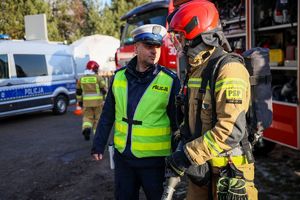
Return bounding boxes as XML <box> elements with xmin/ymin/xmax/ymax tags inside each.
<box><xmin>112</xmin><ymin>68</ymin><xmax>173</xmax><ymax>158</ymax></box>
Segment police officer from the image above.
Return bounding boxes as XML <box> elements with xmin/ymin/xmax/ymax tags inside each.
<box><xmin>91</xmin><ymin>24</ymin><xmax>181</xmax><ymax>200</ymax></box>
<box><xmin>165</xmin><ymin>1</ymin><xmax>258</xmax><ymax>200</ymax></box>
<box><xmin>76</xmin><ymin>61</ymin><xmax>107</xmax><ymax>141</ymax></box>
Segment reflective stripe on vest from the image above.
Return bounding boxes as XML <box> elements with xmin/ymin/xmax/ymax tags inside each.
<box><xmin>80</xmin><ymin>76</ymin><xmax>103</xmax><ymax>101</ymax></box>
<box><xmin>112</xmin><ymin>69</ymin><xmax>173</xmax><ymax>158</ymax></box>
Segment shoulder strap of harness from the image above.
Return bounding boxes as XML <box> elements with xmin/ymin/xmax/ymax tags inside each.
<box><xmin>193</xmin><ymin>47</ymin><xmax>226</xmax><ymax>138</ymax></box>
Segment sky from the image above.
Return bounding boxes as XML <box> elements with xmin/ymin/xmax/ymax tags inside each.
<box><xmin>100</xmin><ymin>0</ymin><xmax>111</xmax><ymax>7</ymax></box>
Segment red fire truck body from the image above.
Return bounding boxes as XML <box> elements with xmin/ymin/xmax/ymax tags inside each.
<box><xmin>116</xmin><ymin>0</ymin><xmax>300</xmax><ymax>152</ymax></box>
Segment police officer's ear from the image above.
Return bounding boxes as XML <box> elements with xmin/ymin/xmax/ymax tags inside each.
<box><xmin>134</xmin><ymin>42</ymin><xmax>141</xmax><ymax>55</ymax></box>
<box><xmin>134</xmin><ymin>43</ymin><xmax>138</xmax><ymax>54</ymax></box>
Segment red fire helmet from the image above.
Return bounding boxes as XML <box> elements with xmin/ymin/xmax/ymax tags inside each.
<box><xmin>169</xmin><ymin>0</ymin><xmax>220</xmax><ymax>40</ymax></box>
<box><xmin>86</xmin><ymin>60</ymin><xmax>99</xmax><ymax>72</ymax></box>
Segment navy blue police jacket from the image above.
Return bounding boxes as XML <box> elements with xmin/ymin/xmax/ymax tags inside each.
<box><xmin>91</xmin><ymin>56</ymin><xmax>181</xmax><ymax>168</ymax></box>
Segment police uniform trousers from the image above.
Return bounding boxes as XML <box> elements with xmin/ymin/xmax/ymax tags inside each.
<box><xmin>113</xmin><ymin>151</ymin><xmax>165</xmax><ymax>200</ymax></box>
<box><xmin>82</xmin><ymin>106</ymin><xmax>102</xmax><ymax>132</ymax></box>
<box><xmin>186</xmin><ymin>163</ymin><xmax>258</xmax><ymax>200</ymax></box>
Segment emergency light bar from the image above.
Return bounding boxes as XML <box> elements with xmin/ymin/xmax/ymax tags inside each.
<box><xmin>0</xmin><ymin>34</ymin><xmax>10</xmax><ymax>40</ymax></box>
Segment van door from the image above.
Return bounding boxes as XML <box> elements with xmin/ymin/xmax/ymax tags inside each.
<box><xmin>0</xmin><ymin>54</ymin><xmax>14</xmax><ymax>114</ymax></box>
<box><xmin>0</xmin><ymin>54</ymin><xmax>9</xmax><ymax>81</ymax></box>
<box><xmin>0</xmin><ymin>54</ymin><xmax>53</xmax><ymax>117</ymax></box>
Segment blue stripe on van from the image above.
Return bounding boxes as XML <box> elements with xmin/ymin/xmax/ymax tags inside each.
<box><xmin>0</xmin><ymin>83</ymin><xmax>76</xmax><ymax>102</ymax></box>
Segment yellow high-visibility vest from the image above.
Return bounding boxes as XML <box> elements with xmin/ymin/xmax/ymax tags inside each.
<box><xmin>112</xmin><ymin>68</ymin><xmax>173</xmax><ymax>158</ymax></box>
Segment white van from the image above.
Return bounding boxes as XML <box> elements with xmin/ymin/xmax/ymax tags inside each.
<box><xmin>0</xmin><ymin>39</ymin><xmax>77</xmax><ymax>118</ymax></box>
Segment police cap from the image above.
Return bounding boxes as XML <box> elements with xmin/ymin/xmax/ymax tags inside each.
<box><xmin>131</xmin><ymin>24</ymin><xmax>167</xmax><ymax>46</ymax></box>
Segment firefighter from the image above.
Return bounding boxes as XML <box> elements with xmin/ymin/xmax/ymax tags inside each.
<box><xmin>76</xmin><ymin>61</ymin><xmax>107</xmax><ymax>141</ymax></box>
<box><xmin>91</xmin><ymin>24</ymin><xmax>181</xmax><ymax>200</ymax></box>
<box><xmin>165</xmin><ymin>1</ymin><xmax>258</xmax><ymax>200</ymax></box>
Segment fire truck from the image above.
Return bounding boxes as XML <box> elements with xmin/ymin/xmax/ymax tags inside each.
<box><xmin>115</xmin><ymin>0</ymin><xmax>177</xmax><ymax>71</ymax></box>
<box><xmin>115</xmin><ymin>0</ymin><xmax>300</xmax><ymax>153</ymax></box>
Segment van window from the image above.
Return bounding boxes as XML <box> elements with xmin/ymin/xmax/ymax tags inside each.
<box><xmin>48</xmin><ymin>55</ymin><xmax>74</xmax><ymax>75</ymax></box>
<box><xmin>14</xmin><ymin>54</ymin><xmax>48</xmax><ymax>77</ymax></box>
<box><xmin>122</xmin><ymin>8</ymin><xmax>168</xmax><ymax>45</ymax></box>
<box><xmin>0</xmin><ymin>54</ymin><xmax>9</xmax><ymax>79</ymax></box>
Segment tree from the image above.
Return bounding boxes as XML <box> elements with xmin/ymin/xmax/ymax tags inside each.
<box><xmin>49</xmin><ymin>0</ymin><xmax>103</xmax><ymax>43</ymax></box>
<box><xmin>1</xmin><ymin>0</ymin><xmax>47</xmax><ymax>39</ymax></box>
<box><xmin>0</xmin><ymin>0</ymin><xmax>149</xmax><ymax>41</ymax></box>
<box><xmin>82</xmin><ymin>0</ymin><xmax>102</xmax><ymax>36</ymax></box>
<box><xmin>51</xmin><ymin>0</ymin><xmax>86</xmax><ymax>43</ymax></box>
<box><xmin>95</xmin><ymin>0</ymin><xmax>148</xmax><ymax>38</ymax></box>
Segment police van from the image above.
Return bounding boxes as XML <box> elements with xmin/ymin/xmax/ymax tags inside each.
<box><xmin>0</xmin><ymin>38</ymin><xmax>77</xmax><ymax>118</ymax></box>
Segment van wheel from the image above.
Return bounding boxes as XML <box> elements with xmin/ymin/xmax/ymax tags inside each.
<box><xmin>253</xmin><ymin>138</ymin><xmax>276</xmax><ymax>156</ymax></box>
<box><xmin>53</xmin><ymin>95</ymin><xmax>68</xmax><ymax>115</ymax></box>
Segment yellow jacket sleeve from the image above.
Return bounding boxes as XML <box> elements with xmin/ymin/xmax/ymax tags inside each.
<box><xmin>97</xmin><ymin>76</ymin><xmax>106</xmax><ymax>88</ymax></box>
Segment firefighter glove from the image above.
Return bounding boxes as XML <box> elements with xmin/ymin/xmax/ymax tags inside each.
<box><xmin>171</xmin><ymin>129</ymin><xmax>181</xmax><ymax>152</ymax></box>
<box><xmin>227</xmin><ymin>178</ymin><xmax>248</xmax><ymax>200</ymax></box>
<box><xmin>217</xmin><ymin>162</ymin><xmax>248</xmax><ymax>200</ymax></box>
<box><xmin>175</xmin><ymin>93</ymin><xmax>185</xmax><ymax>107</ymax></box>
<box><xmin>217</xmin><ymin>177</ymin><xmax>248</xmax><ymax>200</ymax></box>
<box><xmin>179</xmin><ymin>124</ymin><xmax>192</xmax><ymax>142</ymax></box>
<box><xmin>165</xmin><ymin>148</ymin><xmax>191</xmax><ymax>177</ymax></box>
<box><xmin>217</xmin><ymin>176</ymin><xmax>230</xmax><ymax>199</ymax></box>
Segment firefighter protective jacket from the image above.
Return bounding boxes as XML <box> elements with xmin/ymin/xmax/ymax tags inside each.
<box><xmin>76</xmin><ymin>74</ymin><xmax>106</xmax><ymax>107</ymax></box>
<box><xmin>184</xmin><ymin>48</ymin><xmax>251</xmax><ymax>167</ymax></box>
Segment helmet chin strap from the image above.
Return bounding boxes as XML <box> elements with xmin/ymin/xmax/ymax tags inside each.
<box><xmin>186</xmin><ymin>42</ymin><xmax>214</xmax><ymax>66</ymax></box>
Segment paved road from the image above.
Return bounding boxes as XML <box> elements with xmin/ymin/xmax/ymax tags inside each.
<box><xmin>0</xmin><ymin>108</ymin><xmax>300</xmax><ymax>200</ymax></box>
<box><xmin>0</xmin><ymin>108</ymin><xmax>114</xmax><ymax>200</ymax></box>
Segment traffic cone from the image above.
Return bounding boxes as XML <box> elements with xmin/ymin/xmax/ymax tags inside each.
<box><xmin>73</xmin><ymin>102</ymin><xmax>82</xmax><ymax>116</ymax></box>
